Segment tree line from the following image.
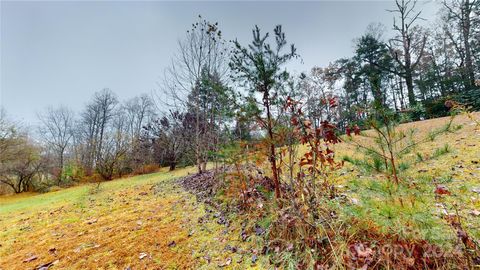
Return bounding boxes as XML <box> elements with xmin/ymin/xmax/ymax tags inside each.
<box><xmin>1</xmin><ymin>0</ymin><xmax>479</xmax><ymax>194</ymax></box>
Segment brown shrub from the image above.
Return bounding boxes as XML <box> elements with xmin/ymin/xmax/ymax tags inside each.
<box><xmin>131</xmin><ymin>164</ymin><xmax>160</xmax><ymax>176</ymax></box>
<box><xmin>81</xmin><ymin>173</ymin><xmax>104</xmax><ymax>183</ymax></box>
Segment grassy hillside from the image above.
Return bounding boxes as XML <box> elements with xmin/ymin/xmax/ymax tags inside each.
<box><xmin>335</xmin><ymin>113</ymin><xmax>480</xmax><ymax>244</ymax></box>
<box><xmin>1</xmin><ymin>113</ymin><xmax>479</xmax><ymax>269</ymax></box>
<box><xmin>0</xmin><ymin>167</ymin><xmax>267</xmax><ymax>269</ymax></box>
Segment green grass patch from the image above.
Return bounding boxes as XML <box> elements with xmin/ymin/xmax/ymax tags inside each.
<box><xmin>0</xmin><ymin>168</ymin><xmax>194</xmax><ymax>215</ymax></box>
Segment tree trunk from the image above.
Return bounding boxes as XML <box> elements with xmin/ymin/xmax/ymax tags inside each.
<box><xmin>195</xmin><ymin>95</ymin><xmax>203</xmax><ymax>175</ymax></box>
<box><xmin>58</xmin><ymin>150</ymin><xmax>64</xmax><ymax>186</ymax></box>
<box><xmin>201</xmin><ymin>161</ymin><xmax>207</xmax><ymax>173</ymax></box>
<box><xmin>16</xmin><ymin>176</ymin><xmax>24</xmax><ymax>193</ymax></box>
<box><xmin>397</xmin><ymin>76</ymin><xmax>406</xmax><ymax>110</ymax></box>
<box><xmin>461</xmin><ymin>0</ymin><xmax>475</xmax><ymax>88</ymax></box>
<box><xmin>264</xmin><ymin>92</ymin><xmax>281</xmax><ymax>199</ymax></box>
<box><xmin>405</xmin><ymin>66</ymin><xmax>416</xmax><ymax>106</ymax></box>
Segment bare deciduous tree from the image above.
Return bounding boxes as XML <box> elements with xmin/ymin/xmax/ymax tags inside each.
<box><xmin>443</xmin><ymin>0</ymin><xmax>479</xmax><ymax>89</ymax></box>
<box><xmin>388</xmin><ymin>0</ymin><xmax>427</xmax><ymax>106</ymax></box>
<box><xmin>0</xmin><ymin>112</ymin><xmax>44</xmax><ymax>193</ymax></box>
<box><xmin>160</xmin><ymin>15</ymin><xmax>229</xmax><ymax>174</ymax></box>
<box><xmin>38</xmin><ymin>106</ymin><xmax>74</xmax><ymax>184</ymax></box>
<box><xmin>95</xmin><ymin>109</ymin><xmax>130</xmax><ymax>180</ymax></box>
<box><xmin>79</xmin><ymin>89</ymin><xmax>118</xmax><ymax>173</ymax></box>
<box><xmin>124</xmin><ymin>94</ymin><xmax>156</xmax><ymax>140</ymax></box>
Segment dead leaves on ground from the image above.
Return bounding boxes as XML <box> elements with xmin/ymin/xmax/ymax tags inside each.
<box><xmin>21</xmin><ymin>254</ymin><xmax>59</xmax><ymax>270</ymax></box>
<box><xmin>85</xmin><ymin>218</ymin><xmax>98</xmax><ymax>225</ymax></box>
<box><xmin>434</xmin><ymin>185</ymin><xmax>451</xmax><ymax>196</ymax></box>
<box><xmin>23</xmin><ymin>255</ymin><xmax>38</xmax><ymax>263</ymax></box>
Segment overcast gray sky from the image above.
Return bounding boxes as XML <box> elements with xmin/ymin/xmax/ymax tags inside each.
<box><xmin>1</xmin><ymin>1</ymin><xmax>440</xmax><ymax>123</ymax></box>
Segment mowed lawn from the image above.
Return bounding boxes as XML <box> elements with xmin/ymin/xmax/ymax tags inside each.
<box><xmin>0</xmin><ymin>167</ymin><xmax>266</xmax><ymax>270</ymax></box>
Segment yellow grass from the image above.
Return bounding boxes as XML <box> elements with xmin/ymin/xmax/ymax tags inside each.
<box><xmin>1</xmin><ymin>113</ymin><xmax>479</xmax><ymax>269</ymax></box>
<box><xmin>0</xmin><ymin>167</ymin><xmax>267</xmax><ymax>269</ymax></box>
